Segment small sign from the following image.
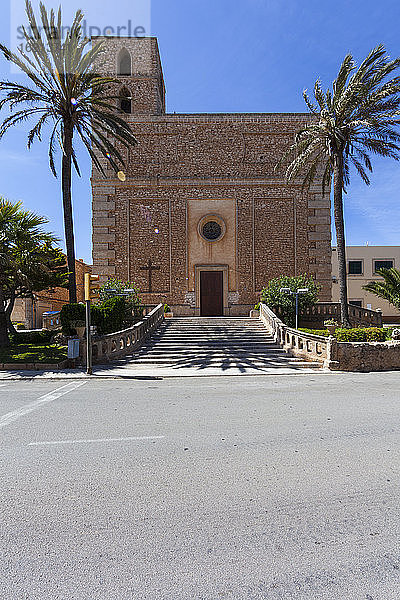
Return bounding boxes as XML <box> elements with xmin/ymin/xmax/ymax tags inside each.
<box><xmin>68</xmin><ymin>339</ymin><xmax>80</xmax><ymax>359</ymax></box>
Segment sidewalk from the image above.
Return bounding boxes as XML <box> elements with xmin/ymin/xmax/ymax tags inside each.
<box><xmin>0</xmin><ymin>362</ymin><xmax>326</xmax><ymax>380</ymax></box>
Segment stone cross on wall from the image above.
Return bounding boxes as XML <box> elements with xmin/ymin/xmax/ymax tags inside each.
<box><xmin>140</xmin><ymin>259</ymin><xmax>160</xmax><ymax>293</ymax></box>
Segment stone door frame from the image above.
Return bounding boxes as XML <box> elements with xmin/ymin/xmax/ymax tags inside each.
<box><xmin>194</xmin><ymin>264</ymin><xmax>229</xmax><ymax>316</ymax></box>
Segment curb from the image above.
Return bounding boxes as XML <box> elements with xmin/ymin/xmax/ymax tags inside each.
<box><xmin>0</xmin><ymin>368</ymin><xmax>332</xmax><ymax>381</ymax></box>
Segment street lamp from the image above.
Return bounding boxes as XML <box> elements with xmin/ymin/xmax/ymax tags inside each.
<box><xmin>279</xmin><ymin>287</ymin><xmax>309</xmax><ymax>330</ymax></box>
<box><xmin>103</xmin><ymin>289</ymin><xmax>137</xmax><ymax>297</ymax></box>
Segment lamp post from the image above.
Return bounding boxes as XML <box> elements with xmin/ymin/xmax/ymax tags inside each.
<box><xmin>279</xmin><ymin>287</ymin><xmax>309</xmax><ymax>330</ymax></box>
<box><xmin>103</xmin><ymin>289</ymin><xmax>137</xmax><ymax>297</ymax></box>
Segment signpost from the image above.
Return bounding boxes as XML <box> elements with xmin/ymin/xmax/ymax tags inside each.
<box><xmin>280</xmin><ymin>287</ymin><xmax>309</xmax><ymax>330</ymax></box>
<box><xmin>84</xmin><ymin>273</ymin><xmax>100</xmax><ymax>375</ymax></box>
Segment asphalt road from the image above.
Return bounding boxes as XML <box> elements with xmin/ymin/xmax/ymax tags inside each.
<box><xmin>0</xmin><ymin>372</ymin><xmax>399</xmax><ymax>599</ymax></box>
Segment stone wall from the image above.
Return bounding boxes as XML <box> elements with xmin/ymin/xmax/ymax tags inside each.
<box><xmin>92</xmin><ymin>116</ymin><xmax>332</xmax><ymax>313</ymax></box>
<box><xmin>92</xmin><ymin>36</ymin><xmax>165</xmax><ymax>116</ymax></box>
<box><xmin>332</xmin><ymin>341</ymin><xmax>400</xmax><ymax>372</ymax></box>
<box><xmin>260</xmin><ymin>303</ymin><xmax>400</xmax><ymax>372</ymax></box>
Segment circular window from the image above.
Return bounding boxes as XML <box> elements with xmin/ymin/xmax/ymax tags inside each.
<box><xmin>198</xmin><ymin>215</ymin><xmax>226</xmax><ymax>242</ymax></box>
<box><xmin>202</xmin><ymin>221</ymin><xmax>222</xmax><ymax>241</ymax></box>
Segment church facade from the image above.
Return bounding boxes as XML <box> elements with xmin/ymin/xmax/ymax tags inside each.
<box><xmin>92</xmin><ymin>37</ymin><xmax>332</xmax><ymax>316</ymax></box>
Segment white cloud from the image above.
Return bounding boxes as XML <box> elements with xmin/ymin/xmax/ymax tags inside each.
<box><xmin>0</xmin><ymin>149</ymin><xmax>38</xmax><ymax>164</ymax></box>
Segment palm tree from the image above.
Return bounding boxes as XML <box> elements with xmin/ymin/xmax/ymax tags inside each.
<box><xmin>363</xmin><ymin>267</ymin><xmax>400</xmax><ymax>310</ymax></box>
<box><xmin>279</xmin><ymin>45</ymin><xmax>400</xmax><ymax>327</ymax></box>
<box><xmin>0</xmin><ymin>197</ymin><xmax>66</xmax><ymax>346</ymax></box>
<box><xmin>0</xmin><ymin>199</ymin><xmax>21</xmax><ymax>346</ymax></box>
<box><xmin>0</xmin><ymin>1</ymin><xmax>137</xmax><ymax>303</ymax></box>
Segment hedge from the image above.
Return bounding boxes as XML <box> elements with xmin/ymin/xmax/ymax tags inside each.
<box><xmin>60</xmin><ymin>297</ymin><xmax>142</xmax><ymax>336</ymax></box>
<box><xmin>298</xmin><ymin>328</ymin><xmax>330</xmax><ymax>337</ymax></box>
<box><xmin>299</xmin><ymin>327</ymin><xmax>390</xmax><ymax>342</ymax></box>
<box><xmin>10</xmin><ymin>329</ymin><xmax>54</xmax><ymax>344</ymax></box>
<box><xmin>60</xmin><ymin>303</ymin><xmax>86</xmax><ymax>335</ymax></box>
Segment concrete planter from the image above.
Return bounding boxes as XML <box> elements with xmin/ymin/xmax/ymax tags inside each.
<box><xmin>250</xmin><ymin>310</ymin><xmax>260</xmax><ymax>318</ymax></box>
<box><xmin>75</xmin><ymin>327</ymin><xmax>86</xmax><ymax>339</ymax></box>
<box><xmin>164</xmin><ymin>312</ymin><xmax>173</xmax><ymax>319</ymax></box>
<box><xmin>325</xmin><ymin>324</ymin><xmax>336</xmax><ymax>336</ymax></box>
<box><xmin>0</xmin><ymin>359</ymin><xmax>71</xmax><ymax>371</ymax></box>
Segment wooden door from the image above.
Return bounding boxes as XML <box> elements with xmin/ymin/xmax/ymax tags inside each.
<box><xmin>200</xmin><ymin>271</ymin><xmax>223</xmax><ymax>316</ymax></box>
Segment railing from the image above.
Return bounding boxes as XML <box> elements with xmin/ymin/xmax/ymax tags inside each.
<box><xmin>260</xmin><ymin>303</ymin><xmax>400</xmax><ymax>372</ymax></box>
<box><xmin>80</xmin><ymin>303</ymin><xmax>164</xmax><ymax>365</ymax></box>
<box><xmin>302</xmin><ymin>302</ymin><xmax>383</xmax><ymax>328</ymax></box>
<box><xmin>260</xmin><ymin>303</ymin><xmax>336</xmax><ymax>366</ymax></box>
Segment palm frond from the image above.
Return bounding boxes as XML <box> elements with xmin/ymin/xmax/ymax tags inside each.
<box><xmin>278</xmin><ymin>44</ymin><xmax>400</xmax><ymax>191</ymax></box>
<box><xmin>363</xmin><ymin>268</ymin><xmax>400</xmax><ymax>309</ymax></box>
<box><xmin>0</xmin><ymin>0</ymin><xmax>137</xmax><ymax>180</ymax></box>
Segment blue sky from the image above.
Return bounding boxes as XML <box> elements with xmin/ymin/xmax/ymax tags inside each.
<box><xmin>1</xmin><ymin>0</ymin><xmax>399</xmax><ymax>263</ymax></box>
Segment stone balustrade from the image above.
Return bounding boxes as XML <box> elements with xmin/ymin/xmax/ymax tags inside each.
<box><xmin>80</xmin><ymin>303</ymin><xmax>164</xmax><ymax>364</ymax></box>
<box><xmin>260</xmin><ymin>303</ymin><xmax>333</xmax><ymax>366</ymax></box>
<box><xmin>302</xmin><ymin>302</ymin><xmax>383</xmax><ymax>328</ymax></box>
<box><xmin>260</xmin><ymin>303</ymin><xmax>399</xmax><ymax>371</ymax></box>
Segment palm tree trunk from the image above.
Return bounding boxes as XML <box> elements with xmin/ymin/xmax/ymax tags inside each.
<box><xmin>5</xmin><ymin>291</ymin><xmax>17</xmax><ymax>336</ymax></box>
<box><xmin>333</xmin><ymin>152</ymin><xmax>351</xmax><ymax>327</ymax></box>
<box><xmin>62</xmin><ymin>118</ymin><xmax>77</xmax><ymax>304</ymax></box>
<box><xmin>0</xmin><ymin>287</ymin><xmax>10</xmax><ymax>347</ymax></box>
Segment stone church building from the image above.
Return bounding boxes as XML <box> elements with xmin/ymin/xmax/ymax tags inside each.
<box><xmin>92</xmin><ymin>37</ymin><xmax>331</xmax><ymax>316</ymax></box>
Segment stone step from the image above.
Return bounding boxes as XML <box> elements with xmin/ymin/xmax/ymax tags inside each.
<box><xmin>162</xmin><ymin>324</ymin><xmax>265</xmax><ymax>328</ymax></box>
<box><xmin>136</xmin><ymin>350</ymin><xmax>302</xmax><ymax>358</ymax></box>
<box><xmin>144</xmin><ymin>339</ymin><xmax>276</xmax><ymax>344</ymax></box>
<box><xmin>144</xmin><ymin>331</ymin><xmax>273</xmax><ymax>335</ymax></box>
<box><xmin>138</xmin><ymin>345</ymin><xmax>281</xmax><ymax>351</ymax></box>
<box><xmin>125</xmin><ymin>358</ymin><xmax>322</xmax><ymax>368</ymax></box>
<box><xmin>163</xmin><ymin>322</ymin><xmax>264</xmax><ymax>326</ymax></box>
<box><xmin>120</xmin><ymin>317</ymin><xmax>323</xmax><ymax>371</ymax></box>
<box><xmin>135</xmin><ymin>345</ymin><xmax>285</xmax><ymax>353</ymax></box>
<box><xmin>142</xmin><ymin>336</ymin><xmax>274</xmax><ymax>345</ymax></box>
<box><xmin>145</xmin><ymin>336</ymin><xmax>274</xmax><ymax>340</ymax></box>
<box><xmin>133</xmin><ymin>352</ymin><xmax>288</xmax><ymax>361</ymax></box>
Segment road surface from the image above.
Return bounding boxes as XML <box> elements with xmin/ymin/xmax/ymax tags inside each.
<box><xmin>0</xmin><ymin>372</ymin><xmax>399</xmax><ymax>599</ymax></box>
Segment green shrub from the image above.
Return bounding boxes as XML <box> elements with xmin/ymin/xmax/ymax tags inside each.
<box><xmin>384</xmin><ymin>327</ymin><xmax>396</xmax><ymax>341</ymax></box>
<box><xmin>260</xmin><ymin>274</ymin><xmax>320</xmax><ymax>328</ymax></box>
<box><xmin>97</xmin><ymin>278</ymin><xmax>142</xmax><ymax>307</ymax></box>
<box><xmin>11</xmin><ymin>329</ymin><xmax>54</xmax><ymax>344</ymax></box>
<box><xmin>164</xmin><ymin>304</ymin><xmax>171</xmax><ymax>313</ymax></box>
<box><xmin>324</xmin><ymin>319</ymin><xmax>339</xmax><ymax>327</ymax></box>
<box><xmin>92</xmin><ymin>296</ymin><xmax>136</xmax><ymax>334</ymax></box>
<box><xmin>298</xmin><ymin>328</ymin><xmax>330</xmax><ymax>337</ymax></box>
<box><xmin>299</xmin><ymin>327</ymin><xmax>388</xmax><ymax>342</ymax></box>
<box><xmin>335</xmin><ymin>327</ymin><xmax>387</xmax><ymax>342</ymax></box>
<box><xmin>61</xmin><ymin>295</ymin><xmax>144</xmax><ymax>336</ymax></box>
<box><xmin>60</xmin><ymin>303</ymin><xmax>86</xmax><ymax>335</ymax></box>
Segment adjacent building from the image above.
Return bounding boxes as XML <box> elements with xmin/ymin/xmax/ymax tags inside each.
<box><xmin>91</xmin><ymin>37</ymin><xmax>332</xmax><ymax>316</ymax></box>
<box><xmin>332</xmin><ymin>246</ymin><xmax>400</xmax><ymax>323</ymax></box>
<box><xmin>11</xmin><ymin>259</ymin><xmax>91</xmax><ymax>329</ymax></box>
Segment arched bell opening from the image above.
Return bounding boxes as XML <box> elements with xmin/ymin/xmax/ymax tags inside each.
<box><xmin>118</xmin><ymin>48</ymin><xmax>132</xmax><ymax>76</ymax></box>
<box><xmin>119</xmin><ymin>87</ymin><xmax>132</xmax><ymax>114</ymax></box>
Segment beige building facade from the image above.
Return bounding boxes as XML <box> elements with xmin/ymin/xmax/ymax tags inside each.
<box><xmin>332</xmin><ymin>246</ymin><xmax>400</xmax><ymax>323</ymax></box>
<box><xmin>91</xmin><ymin>37</ymin><xmax>332</xmax><ymax>316</ymax></box>
<box><xmin>11</xmin><ymin>259</ymin><xmax>91</xmax><ymax>329</ymax></box>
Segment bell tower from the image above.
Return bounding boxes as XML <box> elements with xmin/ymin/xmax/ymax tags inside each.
<box><xmin>93</xmin><ymin>36</ymin><xmax>166</xmax><ymax>115</ymax></box>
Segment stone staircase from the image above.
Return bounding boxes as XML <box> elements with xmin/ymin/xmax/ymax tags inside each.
<box><xmin>121</xmin><ymin>317</ymin><xmax>323</xmax><ymax>373</ymax></box>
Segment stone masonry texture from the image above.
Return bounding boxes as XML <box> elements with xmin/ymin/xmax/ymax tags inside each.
<box><xmin>92</xmin><ymin>37</ymin><xmax>332</xmax><ymax>315</ymax></box>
